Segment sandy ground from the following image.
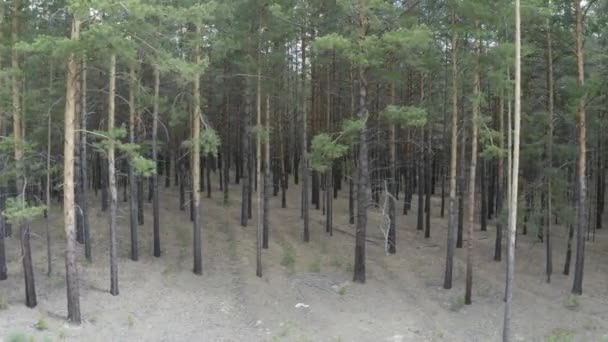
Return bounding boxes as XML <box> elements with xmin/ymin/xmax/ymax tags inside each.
<box><xmin>1</xmin><ymin>174</ymin><xmax>608</xmax><ymax>342</ymax></box>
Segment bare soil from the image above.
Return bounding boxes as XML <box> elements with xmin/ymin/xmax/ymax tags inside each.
<box><xmin>1</xmin><ymin>175</ymin><xmax>607</xmax><ymax>341</ymax></box>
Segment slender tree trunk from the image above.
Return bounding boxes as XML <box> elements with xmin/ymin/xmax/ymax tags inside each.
<box><xmin>280</xmin><ymin>105</ymin><xmax>287</xmax><ymax>209</ymax></box>
<box><xmin>465</xmin><ymin>24</ymin><xmax>481</xmax><ymax>306</ymax></box>
<box><xmin>572</xmin><ymin>0</ymin><xmax>586</xmax><ymax>295</ymax></box>
<box><xmin>241</xmin><ymin>96</ymin><xmax>250</xmax><ymax>227</ymax></box>
<box><xmin>129</xmin><ymin>64</ymin><xmax>139</xmax><ymax>261</ymax></box>
<box><xmin>480</xmin><ymin>159</ymin><xmax>487</xmax><ymax>232</ymax></box>
<box><xmin>0</xmin><ymin>187</ymin><xmax>6</xmax><ymax>280</ymax></box>
<box><xmin>179</xmin><ymin>155</ymin><xmax>186</xmax><ymax>211</ymax></box>
<box><xmin>80</xmin><ymin>59</ymin><xmax>91</xmax><ymax>262</ymax></box>
<box><xmin>503</xmin><ymin>1</ymin><xmax>521</xmax><ymax>338</ymax></box>
<box><xmin>192</xmin><ymin>25</ymin><xmax>203</xmax><ymax>276</ymax></box>
<box><xmin>301</xmin><ymin>33</ymin><xmax>310</xmax><ymax>242</ymax></box>
<box><xmin>263</xmin><ymin>95</ymin><xmax>271</xmax><ymax>249</ymax></box>
<box><xmin>388</xmin><ymin>81</ymin><xmax>397</xmax><ymax>253</ymax></box>
<box><xmin>108</xmin><ymin>54</ymin><xmax>119</xmax><ymax>296</ymax></box>
<box><xmin>494</xmin><ymin>94</ymin><xmax>504</xmax><ymax>262</ymax></box>
<box><xmin>46</xmin><ymin>64</ymin><xmax>53</xmax><ymax>276</ymax></box>
<box><xmin>457</xmin><ymin>111</ymin><xmax>466</xmax><ymax>248</ymax></box>
<box><xmin>0</xmin><ymin>6</ymin><xmax>6</xmax><ymax>281</ymax></box>
<box><xmin>353</xmin><ymin>6</ymin><xmax>370</xmax><ymax>283</ymax></box>
<box><xmin>12</xmin><ymin>0</ymin><xmax>36</xmax><ymax>308</ymax></box>
<box><xmin>255</xmin><ymin>42</ymin><xmax>263</xmax><ymax>277</ymax></box>
<box><xmin>444</xmin><ymin>25</ymin><xmax>458</xmax><ymax>289</ymax></box>
<box><xmin>545</xmin><ymin>16</ymin><xmax>554</xmax><ymax>283</ymax></box>
<box><xmin>425</xmin><ymin>106</ymin><xmax>432</xmax><ymax>239</ymax></box>
<box><xmin>63</xmin><ymin>15</ymin><xmax>81</xmax><ymax>323</ymax></box>
<box><xmin>152</xmin><ymin>66</ymin><xmax>161</xmax><ymax>258</ymax></box>
<box><xmin>326</xmin><ymin>69</ymin><xmax>334</xmax><ymax>236</ymax></box>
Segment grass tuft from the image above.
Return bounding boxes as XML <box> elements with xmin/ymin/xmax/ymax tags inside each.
<box><xmin>563</xmin><ymin>295</ymin><xmax>580</xmax><ymax>311</ymax></box>
<box><xmin>0</xmin><ymin>294</ymin><xmax>8</xmax><ymax>310</ymax></box>
<box><xmin>448</xmin><ymin>296</ymin><xmax>465</xmax><ymax>312</ymax></box>
<box><xmin>545</xmin><ymin>328</ymin><xmax>574</xmax><ymax>342</ymax></box>
<box><xmin>308</xmin><ymin>257</ymin><xmax>321</xmax><ymax>273</ymax></box>
<box><xmin>35</xmin><ymin>317</ymin><xmax>49</xmax><ymax>331</ymax></box>
<box><xmin>6</xmin><ymin>332</ymin><xmax>28</xmax><ymax>342</ymax></box>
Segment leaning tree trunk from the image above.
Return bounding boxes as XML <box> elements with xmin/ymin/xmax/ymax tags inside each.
<box><xmin>572</xmin><ymin>0</ymin><xmax>586</xmax><ymax>296</ymax></box>
<box><xmin>108</xmin><ymin>54</ymin><xmax>119</xmax><ymax>296</ymax></box>
<box><xmin>443</xmin><ymin>23</ymin><xmax>458</xmax><ymax>289</ymax></box>
<box><xmin>152</xmin><ymin>65</ymin><xmax>161</xmax><ymax>258</ymax></box>
<box><xmin>63</xmin><ymin>15</ymin><xmax>82</xmax><ymax>324</ymax></box>
<box><xmin>503</xmin><ymin>1</ymin><xmax>522</xmax><ymax>339</ymax></box>
<box><xmin>12</xmin><ymin>0</ymin><xmax>36</xmax><ymax>308</ymax></box>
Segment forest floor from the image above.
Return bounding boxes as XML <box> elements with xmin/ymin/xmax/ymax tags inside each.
<box><xmin>1</xmin><ymin>174</ymin><xmax>608</xmax><ymax>342</ymax></box>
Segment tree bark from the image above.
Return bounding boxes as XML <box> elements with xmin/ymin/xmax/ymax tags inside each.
<box><xmin>444</xmin><ymin>24</ymin><xmax>458</xmax><ymax>289</ymax></box>
<box><xmin>263</xmin><ymin>95</ymin><xmax>271</xmax><ymax>249</ymax></box>
<box><xmin>388</xmin><ymin>81</ymin><xmax>397</xmax><ymax>253</ymax></box>
<box><xmin>63</xmin><ymin>15</ymin><xmax>81</xmax><ymax>323</ymax></box>
<box><xmin>503</xmin><ymin>1</ymin><xmax>521</xmax><ymax>338</ymax></box>
<box><xmin>0</xmin><ymin>5</ymin><xmax>6</xmax><ymax>281</ymax></box>
<box><xmin>192</xmin><ymin>25</ymin><xmax>203</xmax><ymax>276</ymax></box>
<box><xmin>80</xmin><ymin>59</ymin><xmax>91</xmax><ymax>262</ymax></box>
<box><xmin>494</xmin><ymin>94</ymin><xmax>504</xmax><ymax>262</ymax></box>
<box><xmin>301</xmin><ymin>32</ymin><xmax>310</xmax><ymax>242</ymax></box>
<box><xmin>46</xmin><ymin>64</ymin><xmax>54</xmax><ymax>275</ymax></box>
<box><xmin>108</xmin><ymin>54</ymin><xmax>119</xmax><ymax>296</ymax></box>
<box><xmin>13</xmin><ymin>0</ymin><xmax>37</xmax><ymax>309</ymax></box>
<box><xmin>465</xmin><ymin>24</ymin><xmax>481</xmax><ymax>306</ymax></box>
<box><xmin>129</xmin><ymin>64</ymin><xmax>139</xmax><ymax>261</ymax></box>
<box><xmin>152</xmin><ymin>65</ymin><xmax>161</xmax><ymax>258</ymax></box>
<box><xmin>545</xmin><ymin>15</ymin><xmax>554</xmax><ymax>282</ymax></box>
<box><xmin>353</xmin><ymin>4</ymin><xmax>370</xmax><ymax>283</ymax></box>
<box><xmin>255</xmin><ymin>40</ymin><xmax>263</xmax><ymax>277</ymax></box>
<box><xmin>572</xmin><ymin>0</ymin><xmax>586</xmax><ymax>295</ymax></box>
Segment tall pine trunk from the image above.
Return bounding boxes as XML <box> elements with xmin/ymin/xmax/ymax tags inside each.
<box><xmin>353</xmin><ymin>4</ymin><xmax>370</xmax><ymax>283</ymax></box>
<box><xmin>301</xmin><ymin>32</ymin><xmax>310</xmax><ymax>242</ymax></box>
<box><xmin>80</xmin><ymin>59</ymin><xmax>91</xmax><ymax>262</ymax></box>
<box><xmin>63</xmin><ymin>15</ymin><xmax>81</xmax><ymax>323</ymax></box>
<box><xmin>443</xmin><ymin>23</ymin><xmax>458</xmax><ymax>289</ymax></box>
<box><xmin>572</xmin><ymin>0</ymin><xmax>586</xmax><ymax>295</ymax></box>
<box><xmin>152</xmin><ymin>66</ymin><xmax>161</xmax><ymax>257</ymax></box>
<box><xmin>256</xmin><ymin>53</ymin><xmax>263</xmax><ymax>277</ymax></box>
<box><xmin>388</xmin><ymin>81</ymin><xmax>397</xmax><ymax>252</ymax></box>
<box><xmin>45</xmin><ymin>64</ymin><xmax>53</xmax><ymax>275</ymax></box>
<box><xmin>0</xmin><ymin>4</ymin><xmax>6</xmax><ymax>281</ymax></box>
<box><xmin>263</xmin><ymin>95</ymin><xmax>271</xmax><ymax>249</ymax></box>
<box><xmin>108</xmin><ymin>54</ymin><xmax>119</xmax><ymax>296</ymax></box>
<box><xmin>12</xmin><ymin>0</ymin><xmax>36</xmax><ymax>308</ymax></box>
<box><xmin>128</xmin><ymin>64</ymin><xmax>139</xmax><ymax>261</ymax></box>
<box><xmin>192</xmin><ymin>25</ymin><xmax>203</xmax><ymax>276</ymax></box>
<box><xmin>503</xmin><ymin>1</ymin><xmax>522</xmax><ymax>339</ymax></box>
<box><xmin>465</xmin><ymin>24</ymin><xmax>481</xmax><ymax>306</ymax></box>
<box><xmin>545</xmin><ymin>16</ymin><xmax>554</xmax><ymax>282</ymax></box>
